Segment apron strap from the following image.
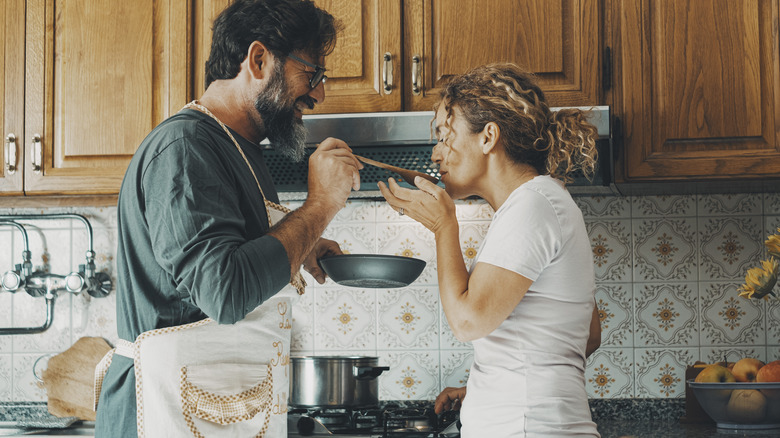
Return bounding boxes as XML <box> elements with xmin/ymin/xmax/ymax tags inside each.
<box><xmin>93</xmin><ymin>338</ymin><xmax>135</xmax><ymax>411</ymax></box>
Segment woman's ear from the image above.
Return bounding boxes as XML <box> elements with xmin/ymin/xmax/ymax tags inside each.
<box><xmin>481</xmin><ymin>122</ymin><xmax>500</xmax><ymax>154</ymax></box>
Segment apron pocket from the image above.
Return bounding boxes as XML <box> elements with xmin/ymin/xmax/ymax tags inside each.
<box><xmin>180</xmin><ymin>363</ymin><xmax>273</xmax><ymax>436</ymax></box>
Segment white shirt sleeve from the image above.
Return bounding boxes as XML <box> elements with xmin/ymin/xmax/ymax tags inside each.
<box><xmin>476</xmin><ymin>188</ymin><xmax>561</xmax><ymax>282</ymax></box>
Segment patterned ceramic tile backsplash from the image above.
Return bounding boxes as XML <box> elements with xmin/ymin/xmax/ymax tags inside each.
<box><xmin>1</xmin><ymin>193</ymin><xmax>779</xmax><ymax>402</ymax></box>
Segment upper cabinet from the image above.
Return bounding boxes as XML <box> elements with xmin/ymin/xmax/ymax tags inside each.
<box><xmin>403</xmin><ymin>0</ymin><xmax>601</xmax><ymax>111</ymax></box>
<box><xmin>304</xmin><ymin>0</ymin><xmax>602</xmax><ymax>113</ymax></box>
<box><xmin>615</xmin><ymin>0</ymin><xmax>780</xmax><ymax>181</ymax></box>
<box><xmin>1</xmin><ymin>0</ymin><xmax>24</xmax><ymax>195</ymax></box>
<box><xmin>1</xmin><ymin>0</ymin><xmax>190</xmax><ymax>196</ymax></box>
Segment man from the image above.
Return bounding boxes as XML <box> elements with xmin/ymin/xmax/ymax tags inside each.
<box><xmin>95</xmin><ymin>0</ymin><xmax>359</xmax><ymax>435</ymax></box>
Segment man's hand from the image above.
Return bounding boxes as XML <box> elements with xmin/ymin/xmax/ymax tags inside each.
<box><xmin>302</xmin><ymin>238</ymin><xmax>342</xmax><ymax>284</ymax></box>
<box><xmin>307</xmin><ymin>138</ymin><xmax>362</xmax><ymax>215</ymax></box>
<box><xmin>434</xmin><ymin>386</ymin><xmax>466</xmax><ymax>414</ymax></box>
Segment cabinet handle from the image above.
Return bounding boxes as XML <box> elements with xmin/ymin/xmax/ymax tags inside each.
<box><xmin>411</xmin><ymin>55</ymin><xmax>421</xmax><ymax>95</ymax></box>
<box><xmin>5</xmin><ymin>133</ymin><xmax>17</xmax><ymax>174</ymax></box>
<box><xmin>31</xmin><ymin>134</ymin><xmax>42</xmax><ymax>173</ymax></box>
<box><xmin>382</xmin><ymin>52</ymin><xmax>393</xmax><ymax>94</ymax></box>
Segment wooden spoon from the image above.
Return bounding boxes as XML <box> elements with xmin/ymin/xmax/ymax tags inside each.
<box><xmin>355</xmin><ymin>155</ymin><xmax>439</xmax><ymax>186</ymax></box>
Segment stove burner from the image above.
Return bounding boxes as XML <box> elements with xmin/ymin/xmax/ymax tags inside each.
<box><xmin>288</xmin><ymin>404</ymin><xmax>459</xmax><ymax>437</ymax></box>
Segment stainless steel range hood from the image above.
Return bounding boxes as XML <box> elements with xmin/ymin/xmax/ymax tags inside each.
<box><xmin>265</xmin><ymin>106</ymin><xmax>618</xmax><ymax>200</ymax></box>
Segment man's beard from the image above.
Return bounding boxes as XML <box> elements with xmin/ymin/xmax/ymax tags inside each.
<box><xmin>254</xmin><ymin>64</ymin><xmax>309</xmax><ymax>162</ymax></box>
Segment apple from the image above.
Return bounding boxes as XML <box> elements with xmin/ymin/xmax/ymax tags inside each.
<box><xmin>727</xmin><ymin>389</ymin><xmax>767</xmax><ymax>423</ymax></box>
<box><xmin>756</xmin><ymin>360</ymin><xmax>780</xmax><ymax>400</ymax></box>
<box><xmin>695</xmin><ymin>364</ymin><xmax>736</xmax><ymax>405</ymax></box>
<box><xmin>695</xmin><ymin>364</ymin><xmax>737</xmax><ymax>383</ymax></box>
<box><xmin>732</xmin><ymin>358</ymin><xmax>765</xmax><ymax>382</ymax></box>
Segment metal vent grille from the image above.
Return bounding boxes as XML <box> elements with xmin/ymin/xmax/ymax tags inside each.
<box><xmin>264</xmin><ymin>145</ymin><xmax>440</xmax><ymax>192</ymax></box>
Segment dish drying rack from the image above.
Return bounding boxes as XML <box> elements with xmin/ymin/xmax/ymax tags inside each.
<box><xmin>0</xmin><ymin>213</ymin><xmax>112</xmax><ymax>335</ymax></box>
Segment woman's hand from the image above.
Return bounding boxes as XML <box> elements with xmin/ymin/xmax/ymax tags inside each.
<box><xmin>377</xmin><ymin>176</ymin><xmax>456</xmax><ymax>235</ymax></box>
<box><xmin>434</xmin><ymin>386</ymin><xmax>467</xmax><ymax>414</ymax></box>
<box><xmin>302</xmin><ymin>238</ymin><xmax>342</xmax><ymax>284</ymax></box>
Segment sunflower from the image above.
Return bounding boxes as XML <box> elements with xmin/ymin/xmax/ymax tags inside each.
<box><xmin>738</xmin><ymin>258</ymin><xmax>778</xmax><ymax>300</ymax></box>
<box><xmin>766</xmin><ymin>228</ymin><xmax>780</xmax><ymax>259</ymax></box>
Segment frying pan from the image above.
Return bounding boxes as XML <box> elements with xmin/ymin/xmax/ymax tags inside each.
<box><xmin>318</xmin><ymin>254</ymin><xmax>426</xmax><ymax>288</ymax></box>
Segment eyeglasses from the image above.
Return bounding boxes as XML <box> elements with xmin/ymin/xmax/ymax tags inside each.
<box><xmin>287</xmin><ymin>54</ymin><xmax>327</xmax><ymax>89</ymax></box>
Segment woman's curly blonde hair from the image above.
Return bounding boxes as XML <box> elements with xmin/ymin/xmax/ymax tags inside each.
<box><xmin>435</xmin><ymin>63</ymin><xmax>598</xmax><ymax>184</ymax></box>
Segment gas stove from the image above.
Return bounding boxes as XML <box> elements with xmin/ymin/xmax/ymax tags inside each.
<box><xmin>287</xmin><ymin>403</ymin><xmax>460</xmax><ymax>437</ymax></box>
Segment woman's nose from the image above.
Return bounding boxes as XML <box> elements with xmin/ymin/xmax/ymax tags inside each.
<box><xmin>431</xmin><ymin>143</ymin><xmax>443</xmax><ymax>163</ymax></box>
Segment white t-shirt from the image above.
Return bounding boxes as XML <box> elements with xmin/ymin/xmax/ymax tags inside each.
<box><xmin>458</xmin><ymin>175</ymin><xmax>599</xmax><ymax>438</ymax></box>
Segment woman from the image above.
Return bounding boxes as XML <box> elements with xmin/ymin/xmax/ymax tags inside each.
<box><xmin>378</xmin><ymin>63</ymin><xmax>602</xmax><ymax>437</ymax></box>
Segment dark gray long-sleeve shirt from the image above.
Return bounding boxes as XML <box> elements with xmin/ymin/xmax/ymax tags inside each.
<box><xmin>95</xmin><ymin>109</ymin><xmax>291</xmax><ymax>437</ymax></box>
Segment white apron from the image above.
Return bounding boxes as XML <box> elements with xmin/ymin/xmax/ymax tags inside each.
<box><xmin>94</xmin><ymin>101</ymin><xmax>307</xmax><ymax>437</ymax></box>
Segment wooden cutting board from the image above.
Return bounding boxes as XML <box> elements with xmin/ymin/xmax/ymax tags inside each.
<box><xmin>41</xmin><ymin>336</ymin><xmax>112</xmax><ymax>420</ymax></box>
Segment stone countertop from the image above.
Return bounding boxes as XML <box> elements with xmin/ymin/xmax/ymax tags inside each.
<box><xmin>3</xmin><ymin>399</ymin><xmax>780</xmax><ymax>437</ymax></box>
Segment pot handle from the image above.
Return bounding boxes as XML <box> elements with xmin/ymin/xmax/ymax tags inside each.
<box><xmin>353</xmin><ymin>366</ymin><xmax>390</xmax><ymax>380</ymax></box>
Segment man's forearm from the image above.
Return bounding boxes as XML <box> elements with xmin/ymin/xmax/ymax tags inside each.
<box><xmin>267</xmin><ymin>199</ymin><xmax>339</xmax><ymax>278</ymax></box>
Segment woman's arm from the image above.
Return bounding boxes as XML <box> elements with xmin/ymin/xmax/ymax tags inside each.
<box><xmin>378</xmin><ymin>177</ymin><xmax>533</xmax><ymax>341</ymax></box>
<box><xmin>585</xmin><ymin>300</ymin><xmax>601</xmax><ymax>358</ymax></box>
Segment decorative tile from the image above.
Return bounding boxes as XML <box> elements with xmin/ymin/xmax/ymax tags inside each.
<box><xmin>764</xmin><ymin>216</ymin><xmax>780</xmax><ymax>243</ymax></box>
<box><xmin>697</xmin><ymin>194</ymin><xmax>763</xmax><ymax>216</ymax></box>
<box><xmin>635</xmin><ymin>348</ymin><xmax>697</xmax><ymax>398</ymax></box>
<box><xmin>290</xmin><ymin>288</ymin><xmax>314</xmax><ymax>353</ymax></box>
<box><xmin>377</xmin><ymin>351</ymin><xmax>439</xmax><ymax>401</ymax></box>
<box><xmin>699</xmin><ymin>283</ymin><xmax>765</xmax><ymax>346</ymax></box>
<box><xmin>634</xmin><ymin>283</ymin><xmax>697</xmax><ymax>347</ymax></box>
<box><xmin>440</xmin><ymin>350</ymin><xmax>472</xmax><ymax>390</ymax></box>
<box><xmin>25</xmin><ymin>227</ymin><xmax>72</xmax><ymax>279</ymax></box>
<box><xmin>453</xmin><ymin>199</ymin><xmax>495</xmax><ymax>221</ymax></box>
<box><xmin>72</xmin><ymin>225</ymin><xmax>116</xmax><ymax>276</ymax></box>
<box><xmin>769</xmin><ymin>299</ymin><xmax>780</xmax><ymax>350</ymax></box>
<box><xmin>11</xmin><ymin>293</ymin><xmax>72</xmax><ymax>353</ymax></box>
<box><xmin>439</xmin><ymin>304</ymin><xmax>470</xmax><ymax>350</ymax></box>
<box><xmin>12</xmin><ymin>354</ymin><xmax>46</xmax><ymax>402</ymax></box>
<box><xmin>576</xmin><ymin>196</ymin><xmax>631</xmax><ymax>219</ymax></box>
<box><xmin>71</xmin><ymin>293</ymin><xmax>119</xmax><ymax>346</ymax></box>
<box><xmin>330</xmin><ymin>199</ymin><xmax>376</xmax><ymax>223</ymax></box>
<box><xmin>633</xmin><ymin>218</ymin><xmax>697</xmax><ymax>282</ymax></box>
<box><xmin>376</xmin><ymin>223</ymin><xmax>437</xmax><ymax>284</ymax></box>
<box><xmin>700</xmin><ymin>347</ymin><xmax>767</xmax><ymax>364</ymax></box>
<box><xmin>596</xmin><ymin>284</ymin><xmax>633</xmax><ymax>347</ymax></box>
<box><xmin>764</xmin><ymin>193</ymin><xmax>780</xmax><ymax>215</ymax></box>
<box><xmin>314</xmin><ymin>287</ymin><xmax>376</xmax><ymax>351</ymax></box>
<box><xmin>588</xmin><ymin>219</ymin><xmax>632</xmax><ymax>282</ymax></box>
<box><xmin>631</xmin><ymin>195</ymin><xmax>697</xmax><ymax>217</ymax></box>
<box><xmin>321</xmin><ymin>222</ymin><xmax>376</xmax><ymax>257</ymax></box>
<box><xmin>699</xmin><ymin>217</ymin><xmax>763</xmax><ymax>281</ymax></box>
<box><xmin>768</xmin><ymin>346</ymin><xmax>780</xmax><ymax>362</ymax></box>
<box><xmin>585</xmin><ymin>348</ymin><xmax>633</xmax><ymax>399</ymax></box>
<box><xmin>377</xmin><ymin>287</ymin><xmax>438</xmax><ymax>350</ymax></box>
<box><xmin>458</xmin><ymin>223</ymin><xmax>489</xmax><ymax>271</ymax></box>
<box><xmin>0</xmin><ymin>355</ymin><xmax>11</xmax><ymax>402</ymax></box>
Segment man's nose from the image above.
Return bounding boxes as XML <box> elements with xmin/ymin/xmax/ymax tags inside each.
<box><xmin>309</xmin><ymin>81</ymin><xmax>325</xmax><ymax>104</ymax></box>
<box><xmin>431</xmin><ymin>143</ymin><xmax>443</xmax><ymax>163</ymax></box>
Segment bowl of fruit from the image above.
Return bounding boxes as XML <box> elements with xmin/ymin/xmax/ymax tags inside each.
<box><xmin>689</xmin><ymin>358</ymin><xmax>780</xmax><ymax>430</ymax></box>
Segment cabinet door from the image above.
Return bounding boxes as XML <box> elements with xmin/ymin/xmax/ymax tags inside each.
<box><xmin>309</xmin><ymin>0</ymin><xmax>402</xmax><ymax>113</ymax></box>
<box><xmin>618</xmin><ymin>0</ymin><xmax>780</xmax><ymax>181</ymax></box>
<box><xmin>23</xmin><ymin>0</ymin><xmax>190</xmax><ymax>195</ymax></box>
<box><xmin>403</xmin><ymin>0</ymin><xmax>601</xmax><ymax>111</ymax></box>
<box><xmin>193</xmin><ymin>0</ymin><xmax>232</xmax><ymax>97</ymax></box>
<box><xmin>0</xmin><ymin>0</ymin><xmax>24</xmax><ymax>195</ymax></box>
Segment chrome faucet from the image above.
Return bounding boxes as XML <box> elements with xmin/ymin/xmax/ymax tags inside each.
<box><xmin>0</xmin><ymin>213</ymin><xmax>112</xmax><ymax>335</ymax></box>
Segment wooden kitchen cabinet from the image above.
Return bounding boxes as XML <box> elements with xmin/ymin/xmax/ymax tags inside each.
<box><xmin>403</xmin><ymin>0</ymin><xmax>602</xmax><ymax>111</ymax></box>
<box><xmin>1</xmin><ymin>0</ymin><xmax>25</xmax><ymax>195</ymax></box>
<box><xmin>615</xmin><ymin>0</ymin><xmax>780</xmax><ymax>182</ymax></box>
<box><xmin>0</xmin><ymin>0</ymin><xmax>190</xmax><ymax>197</ymax></box>
<box><xmin>287</xmin><ymin>0</ymin><xmax>602</xmax><ymax>114</ymax></box>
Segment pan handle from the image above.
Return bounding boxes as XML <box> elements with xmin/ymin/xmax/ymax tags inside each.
<box><xmin>353</xmin><ymin>366</ymin><xmax>390</xmax><ymax>380</ymax></box>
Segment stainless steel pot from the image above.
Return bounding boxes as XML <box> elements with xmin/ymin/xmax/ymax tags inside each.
<box><xmin>289</xmin><ymin>356</ymin><xmax>389</xmax><ymax>408</ymax></box>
